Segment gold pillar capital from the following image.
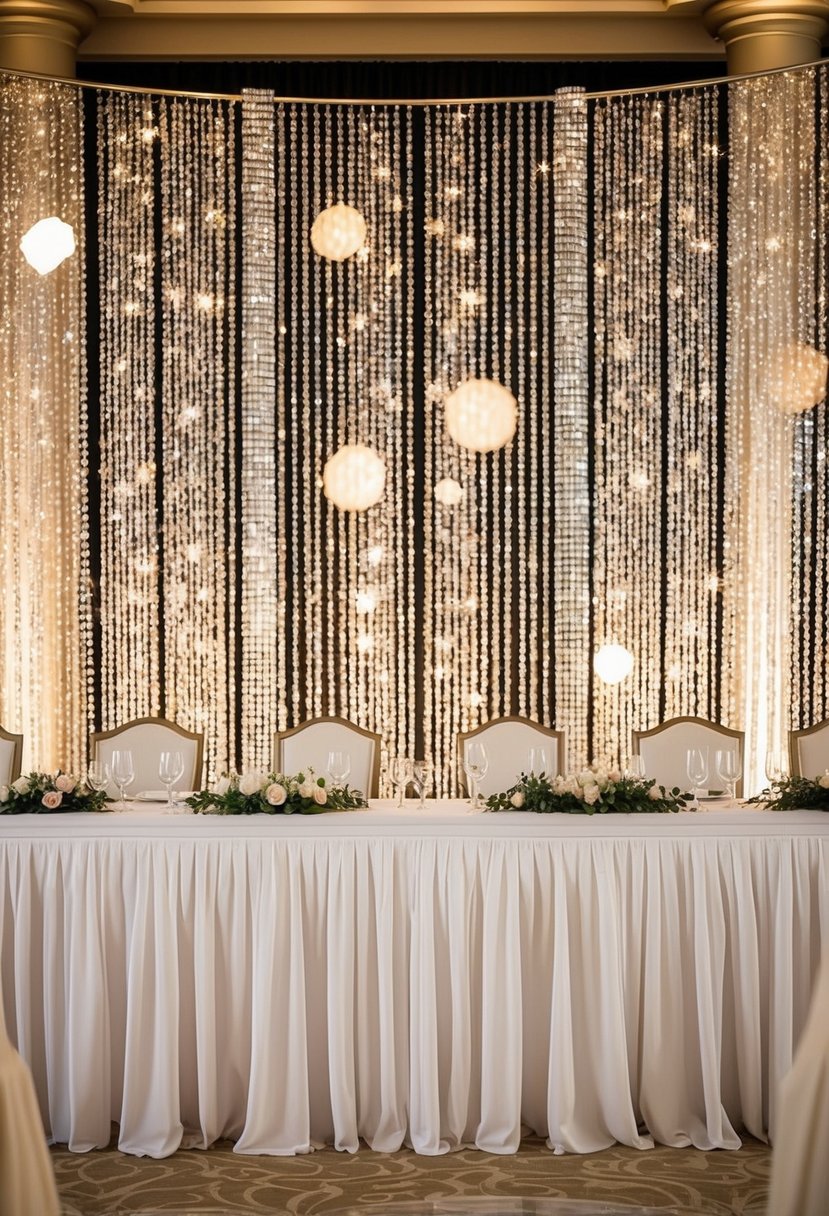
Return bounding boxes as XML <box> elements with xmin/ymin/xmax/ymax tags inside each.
<box><xmin>0</xmin><ymin>1</ymin><xmax>96</xmax><ymax>78</ymax></box>
<box><xmin>703</xmin><ymin>0</ymin><xmax>829</xmax><ymax>73</ymax></box>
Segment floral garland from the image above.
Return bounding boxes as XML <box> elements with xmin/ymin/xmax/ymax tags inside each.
<box><xmin>185</xmin><ymin>769</ymin><xmax>368</xmax><ymax>815</ymax></box>
<box><xmin>0</xmin><ymin>772</ymin><xmax>108</xmax><ymax>814</ymax></box>
<box><xmin>485</xmin><ymin>765</ymin><xmax>688</xmax><ymax>815</ymax></box>
<box><xmin>747</xmin><ymin>773</ymin><xmax>829</xmax><ymax>811</ymax></box>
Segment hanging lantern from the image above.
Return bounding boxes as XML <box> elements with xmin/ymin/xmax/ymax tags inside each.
<box><xmin>445</xmin><ymin>378</ymin><xmax>518</xmax><ymax>453</ymax></box>
<box><xmin>310</xmin><ymin>204</ymin><xmax>367</xmax><ymax>262</ymax></box>
<box><xmin>19</xmin><ymin>216</ymin><xmax>76</xmax><ymax>275</ymax></box>
<box><xmin>770</xmin><ymin>342</ymin><xmax>828</xmax><ymax>414</ymax></box>
<box><xmin>434</xmin><ymin>477</ymin><xmax>465</xmax><ymax>506</ymax></box>
<box><xmin>594</xmin><ymin>644</ymin><xmax>634</xmax><ymax>685</ymax></box>
<box><xmin>323</xmin><ymin>444</ymin><xmax>385</xmax><ymax>512</ymax></box>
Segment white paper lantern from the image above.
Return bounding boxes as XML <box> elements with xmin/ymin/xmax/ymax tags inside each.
<box><xmin>770</xmin><ymin>342</ymin><xmax>829</xmax><ymax>414</ymax></box>
<box><xmin>310</xmin><ymin>204</ymin><xmax>367</xmax><ymax>262</ymax></box>
<box><xmin>19</xmin><ymin>216</ymin><xmax>76</xmax><ymax>275</ymax></box>
<box><xmin>445</xmin><ymin>378</ymin><xmax>518</xmax><ymax>453</ymax></box>
<box><xmin>323</xmin><ymin>444</ymin><xmax>385</xmax><ymax>512</ymax></box>
<box><xmin>593</xmin><ymin>644</ymin><xmax>634</xmax><ymax>685</ymax></box>
<box><xmin>433</xmin><ymin>477</ymin><xmax>465</xmax><ymax>506</ymax></box>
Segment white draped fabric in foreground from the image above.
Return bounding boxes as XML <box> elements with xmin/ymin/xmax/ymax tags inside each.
<box><xmin>1</xmin><ymin>804</ymin><xmax>827</xmax><ymax>1159</ymax></box>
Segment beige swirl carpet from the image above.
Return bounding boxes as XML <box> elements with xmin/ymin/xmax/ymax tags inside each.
<box><xmin>51</xmin><ymin>1136</ymin><xmax>771</xmax><ymax>1216</ymax></box>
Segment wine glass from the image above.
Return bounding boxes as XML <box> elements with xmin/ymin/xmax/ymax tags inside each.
<box><xmin>412</xmin><ymin>759</ymin><xmax>434</xmax><ymax>809</ymax></box>
<box><xmin>527</xmin><ymin>746</ymin><xmax>549</xmax><ymax>778</ymax></box>
<box><xmin>389</xmin><ymin>756</ymin><xmax>412</xmax><ymax>808</ymax></box>
<box><xmin>86</xmin><ymin>760</ymin><xmax>110</xmax><ymax>797</ymax></box>
<box><xmin>625</xmin><ymin>755</ymin><xmax>646</xmax><ymax>780</ymax></box>
<box><xmin>716</xmin><ymin>749</ymin><xmax>741</xmax><ymax>806</ymax></box>
<box><xmin>686</xmin><ymin>747</ymin><xmax>708</xmax><ymax>808</ymax></box>
<box><xmin>159</xmin><ymin>750</ymin><xmax>185</xmax><ymax>812</ymax></box>
<box><xmin>765</xmin><ymin>749</ymin><xmax>787</xmax><ymax>787</ymax></box>
<box><xmin>327</xmin><ymin>750</ymin><xmax>351</xmax><ymax>787</ymax></box>
<box><xmin>111</xmin><ymin>749</ymin><xmax>134</xmax><ymax>811</ymax></box>
<box><xmin>463</xmin><ymin>742</ymin><xmax>489</xmax><ymax>810</ymax></box>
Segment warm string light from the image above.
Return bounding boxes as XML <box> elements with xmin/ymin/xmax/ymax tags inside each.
<box><xmin>158</xmin><ymin>95</ymin><xmax>236</xmax><ymax>779</ymax></box>
<box><xmin>0</xmin><ymin>74</ymin><xmax>87</xmax><ymax>772</ymax></box>
<box><xmin>724</xmin><ymin>70</ymin><xmax>819</xmax><ymax>792</ymax></box>
<box><xmin>240</xmin><ymin>90</ymin><xmax>278</xmax><ymax>768</ymax></box>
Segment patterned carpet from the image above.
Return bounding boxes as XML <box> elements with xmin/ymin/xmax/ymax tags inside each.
<box><xmin>51</xmin><ymin>1137</ymin><xmax>772</xmax><ymax>1216</ymax></box>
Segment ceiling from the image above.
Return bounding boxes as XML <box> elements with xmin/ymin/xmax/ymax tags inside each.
<box><xmin>80</xmin><ymin>0</ymin><xmax>724</xmax><ymax>61</ymax></box>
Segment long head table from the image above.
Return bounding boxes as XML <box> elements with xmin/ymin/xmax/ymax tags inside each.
<box><xmin>1</xmin><ymin>801</ymin><xmax>827</xmax><ymax>1159</ymax></box>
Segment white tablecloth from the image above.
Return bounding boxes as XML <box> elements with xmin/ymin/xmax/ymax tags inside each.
<box><xmin>1</xmin><ymin>802</ymin><xmax>827</xmax><ymax>1158</ymax></box>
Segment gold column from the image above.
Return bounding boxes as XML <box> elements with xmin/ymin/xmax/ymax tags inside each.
<box><xmin>0</xmin><ymin>1</ymin><xmax>95</xmax><ymax>78</ymax></box>
<box><xmin>704</xmin><ymin>0</ymin><xmax>829</xmax><ymax>73</ymax></box>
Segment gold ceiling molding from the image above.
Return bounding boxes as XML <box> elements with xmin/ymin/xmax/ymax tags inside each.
<box><xmin>704</xmin><ymin>0</ymin><xmax>829</xmax><ymax>71</ymax></box>
<box><xmin>77</xmin><ymin>0</ymin><xmax>723</xmax><ymax>61</ymax></box>
<box><xmin>0</xmin><ymin>1</ymin><xmax>95</xmax><ymax>76</ymax></box>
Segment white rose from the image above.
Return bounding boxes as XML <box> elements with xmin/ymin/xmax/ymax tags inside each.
<box><xmin>297</xmin><ymin>781</ymin><xmax>315</xmax><ymax>799</ymax></box>
<box><xmin>583</xmin><ymin>785</ymin><xmax>601</xmax><ymax>805</ymax></box>
<box><xmin>313</xmin><ymin>785</ymin><xmax>328</xmax><ymax>806</ymax></box>
<box><xmin>55</xmin><ymin>774</ymin><xmax>76</xmax><ymax>793</ymax></box>
<box><xmin>211</xmin><ymin>775</ymin><xmax>231</xmax><ymax>796</ymax></box>
<box><xmin>266</xmin><ymin>782</ymin><xmax>287</xmax><ymax>806</ymax></box>
<box><xmin>565</xmin><ymin>776</ymin><xmax>581</xmax><ymax>796</ymax></box>
<box><xmin>0</xmin><ymin>785</ymin><xmax>9</xmax><ymax>802</ymax></box>
<box><xmin>238</xmin><ymin>770</ymin><xmax>264</xmax><ymax>796</ymax></box>
<box><xmin>12</xmin><ymin>776</ymin><xmax>29</xmax><ymax>795</ymax></box>
<box><xmin>648</xmin><ymin>784</ymin><xmax>662</xmax><ymax>800</ymax></box>
<box><xmin>578</xmin><ymin>769</ymin><xmax>596</xmax><ymax>786</ymax></box>
<box><xmin>818</xmin><ymin>773</ymin><xmax>829</xmax><ymax>789</ymax></box>
<box><xmin>608</xmin><ymin>768</ymin><xmax>621</xmax><ymax>783</ymax></box>
<box><xmin>510</xmin><ymin>791</ymin><xmax>525</xmax><ymax>808</ymax></box>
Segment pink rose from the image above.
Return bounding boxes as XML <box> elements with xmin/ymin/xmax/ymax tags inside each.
<box><xmin>313</xmin><ymin>785</ymin><xmax>328</xmax><ymax>806</ymax></box>
<box><xmin>266</xmin><ymin>782</ymin><xmax>287</xmax><ymax>806</ymax></box>
<box><xmin>55</xmin><ymin>774</ymin><xmax>76</xmax><ymax>793</ymax></box>
<box><xmin>41</xmin><ymin>791</ymin><xmax>63</xmax><ymax>809</ymax></box>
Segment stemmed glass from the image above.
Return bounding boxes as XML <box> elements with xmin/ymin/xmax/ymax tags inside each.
<box><xmin>625</xmin><ymin>755</ymin><xmax>646</xmax><ymax>780</ymax></box>
<box><xmin>159</xmin><ymin>750</ymin><xmax>185</xmax><ymax>812</ymax></box>
<box><xmin>111</xmin><ymin>749</ymin><xmax>134</xmax><ymax>811</ymax></box>
<box><xmin>765</xmin><ymin>749</ymin><xmax>787</xmax><ymax>787</ymax></box>
<box><xmin>86</xmin><ymin>760</ymin><xmax>110</xmax><ymax>800</ymax></box>
<box><xmin>389</xmin><ymin>756</ymin><xmax>412</xmax><ymax>808</ymax></box>
<box><xmin>686</xmin><ymin>747</ymin><xmax>708</xmax><ymax>808</ymax></box>
<box><xmin>327</xmin><ymin>750</ymin><xmax>351</xmax><ymax>787</ymax></box>
<box><xmin>463</xmin><ymin>742</ymin><xmax>489</xmax><ymax>810</ymax></box>
<box><xmin>716</xmin><ymin>749</ymin><xmax>741</xmax><ymax>807</ymax></box>
<box><xmin>411</xmin><ymin>759</ymin><xmax>434</xmax><ymax>810</ymax></box>
<box><xmin>527</xmin><ymin>746</ymin><xmax>549</xmax><ymax>778</ymax></box>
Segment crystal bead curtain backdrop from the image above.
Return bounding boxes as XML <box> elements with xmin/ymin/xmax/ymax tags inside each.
<box><xmin>1</xmin><ymin>65</ymin><xmax>827</xmax><ymax>791</ymax></box>
<box><xmin>0</xmin><ymin>75</ymin><xmax>88</xmax><ymax>773</ymax></box>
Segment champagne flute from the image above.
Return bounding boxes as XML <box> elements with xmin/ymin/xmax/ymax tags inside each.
<box><xmin>686</xmin><ymin>747</ymin><xmax>708</xmax><ymax>808</ymax></box>
<box><xmin>86</xmin><ymin>760</ymin><xmax>110</xmax><ymax>799</ymax></box>
<box><xmin>412</xmin><ymin>759</ymin><xmax>433</xmax><ymax>810</ymax></box>
<box><xmin>389</xmin><ymin>756</ymin><xmax>412</xmax><ymax>808</ymax></box>
<box><xmin>327</xmin><ymin>750</ymin><xmax>351</xmax><ymax>787</ymax></box>
<box><xmin>159</xmin><ymin>750</ymin><xmax>185</xmax><ymax>812</ymax></box>
<box><xmin>463</xmin><ymin>742</ymin><xmax>489</xmax><ymax>810</ymax></box>
<box><xmin>625</xmin><ymin>755</ymin><xmax>646</xmax><ymax>780</ymax></box>
<box><xmin>527</xmin><ymin>746</ymin><xmax>549</xmax><ymax>778</ymax></box>
<box><xmin>716</xmin><ymin>749</ymin><xmax>741</xmax><ymax>807</ymax></box>
<box><xmin>111</xmin><ymin>749</ymin><xmax>134</xmax><ymax>812</ymax></box>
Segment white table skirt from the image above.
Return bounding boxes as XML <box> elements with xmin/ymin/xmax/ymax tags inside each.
<box><xmin>1</xmin><ymin>802</ymin><xmax>827</xmax><ymax>1158</ymax></box>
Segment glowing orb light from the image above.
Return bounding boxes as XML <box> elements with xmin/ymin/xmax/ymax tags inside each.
<box><xmin>770</xmin><ymin>342</ymin><xmax>828</xmax><ymax>414</ymax></box>
<box><xmin>594</xmin><ymin>644</ymin><xmax>634</xmax><ymax>685</ymax></box>
<box><xmin>323</xmin><ymin>444</ymin><xmax>385</xmax><ymax>512</ymax></box>
<box><xmin>445</xmin><ymin>378</ymin><xmax>518</xmax><ymax>453</ymax></box>
<box><xmin>310</xmin><ymin>204</ymin><xmax>367</xmax><ymax>262</ymax></box>
<box><xmin>19</xmin><ymin>216</ymin><xmax>76</xmax><ymax>275</ymax></box>
<box><xmin>434</xmin><ymin>477</ymin><xmax>465</xmax><ymax>506</ymax></box>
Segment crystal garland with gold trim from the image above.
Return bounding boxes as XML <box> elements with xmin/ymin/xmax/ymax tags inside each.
<box><xmin>0</xmin><ymin>75</ymin><xmax>88</xmax><ymax>772</ymax></box>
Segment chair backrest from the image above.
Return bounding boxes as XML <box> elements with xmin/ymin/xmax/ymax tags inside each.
<box><xmin>457</xmin><ymin>717</ymin><xmax>566</xmax><ymax>798</ymax></box>
<box><xmin>632</xmin><ymin>716</ymin><xmax>745</xmax><ymax>797</ymax></box>
<box><xmin>0</xmin><ymin>726</ymin><xmax>23</xmax><ymax>787</ymax></box>
<box><xmin>91</xmin><ymin>717</ymin><xmax>204</xmax><ymax>796</ymax></box>
<box><xmin>274</xmin><ymin>716</ymin><xmax>381</xmax><ymax>799</ymax></box>
<box><xmin>789</xmin><ymin>718</ymin><xmax>829</xmax><ymax>778</ymax></box>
